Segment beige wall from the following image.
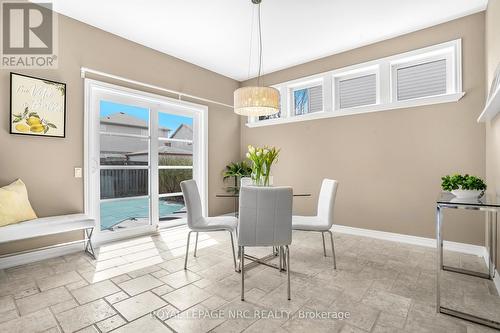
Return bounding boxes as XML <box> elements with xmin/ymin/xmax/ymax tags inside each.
<box><xmin>241</xmin><ymin>13</ymin><xmax>486</xmax><ymax>245</ymax></box>
<box><xmin>0</xmin><ymin>13</ymin><xmax>240</xmax><ymax>254</ymax></box>
<box><xmin>485</xmin><ymin>0</ymin><xmax>500</xmax><ymax>269</ymax></box>
<box><xmin>0</xmin><ymin>10</ymin><xmax>492</xmax><ymax>256</ymax></box>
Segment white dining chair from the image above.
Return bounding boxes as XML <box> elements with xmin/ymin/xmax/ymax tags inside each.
<box><xmin>181</xmin><ymin>180</ymin><xmax>238</xmax><ymax>271</ymax></box>
<box><xmin>292</xmin><ymin>179</ymin><xmax>338</xmax><ymax>268</ymax></box>
<box><xmin>238</xmin><ymin>186</ymin><xmax>293</xmax><ymax>300</ymax></box>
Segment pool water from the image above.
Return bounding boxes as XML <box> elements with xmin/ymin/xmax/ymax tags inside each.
<box><xmin>100</xmin><ymin>197</ymin><xmax>184</xmax><ymax>230</ymax></box>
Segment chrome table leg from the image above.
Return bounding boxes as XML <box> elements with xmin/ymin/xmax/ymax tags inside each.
<box><xmin>436</xmin><ymin>204</ymin><xmax>442</xmax><ymax>314</ymax></box>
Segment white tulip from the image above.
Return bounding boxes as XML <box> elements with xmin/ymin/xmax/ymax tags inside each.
<box><xmin>263</xmin><ymin>149</ymin><xmax>269</xmax><ymax>155</ymax></box>
<box><xmin>256</xmin><ymin>151</ymin><xmax>261</xmax><ymax>157</ymax></box>
<box><xmin>246</xmin><ymin>152</ymin><xmax>251</xmax><ymax>158</ymax></box>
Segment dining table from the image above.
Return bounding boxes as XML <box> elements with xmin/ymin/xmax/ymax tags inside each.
<box><xmin>216</xmin><ymin>187</ymin><xmax>311</xmax><ymax>272</ymax></box>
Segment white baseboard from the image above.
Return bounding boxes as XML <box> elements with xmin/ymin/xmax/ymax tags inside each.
<box><xmin>0</xmin><ymin>243</ymin><xmax>83</xmax><ymax>269</ymax></box>
<box><xmin>332</xmin><ymin>224</ymin><xmax>486</xmax><ymax>257</ymax></box>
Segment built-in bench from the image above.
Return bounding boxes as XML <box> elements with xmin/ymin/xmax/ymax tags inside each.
<box><xmin>0</xmin><ymin>214</ymin><xmax>96</xmax><ymax>260</ymax></box>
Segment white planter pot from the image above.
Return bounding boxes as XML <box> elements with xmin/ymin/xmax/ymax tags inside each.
<box><xmin>451</xmin><ymin>189</ymin><xmax>482</xmax><ymax>199</ymax></box>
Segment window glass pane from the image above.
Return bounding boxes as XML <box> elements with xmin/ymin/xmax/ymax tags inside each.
<box><xmin>159</xmin><ymin>196</ymin><xmax>186</xmax><ymax>222</ymax></box>
<box><xmin>258</xmin><ymin>111</ymin><xmax>281</xmax><ymax>121</ymax></box>
<box><xmin>294</xmin><ymin>86</ymin><xmax>322</xmax><ymax>115</ymax></box>
<box><xmin>100</xmin><ymin>101</ymin><xmax>149</xmax><ymax>136</ymax></box>
<box><xmin>158</xmin><ymin>141</ymin><xmax>193</xmax><ymax>166</ymax></box>
<box><xmin>100</xmin><ymin>169</ymin><xmax>149</xmax><ymax>199</ymax></box>
<box><xmin>100</xmin><ymin>136</ymin><xmax>148</xmax><ymax>165</ymax></box>
<box><xmin>396</xmin><ymin>59</ymin><xmax>447</xmax><ymax>101</ymax></box>
<box><xmin>158</xmin><ymin>112</ymin><xmax>193</xmax><ymax>139</ymax></box>
<box><xmin>294</xmin><ymin>89</ymin><xmax>309</xmax><ymax>115</ymax></box>
<box><xmin>159</xmin><ymin>169</ymin><xmax>193</xmax><ymax>194</ymax></box>
<box><xmin>100</xmin><ymin>197</ymin><xmax>150</xmax><ymax>231</ymax></box>
<box><xmin>338</xmin><ymin>74</ymin><xmax>377</xmax><ymax>109</ymax></box>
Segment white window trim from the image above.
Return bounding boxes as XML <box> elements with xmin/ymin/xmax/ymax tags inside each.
<box><xmin>84</xmin><ymin>79</ymin><xmax>208</xmax><ymax>244</ymax></box>
<box><xmin>247</xmin><ymin>39</ymin><xmax>464</xmax><ymax>128</ymax></box>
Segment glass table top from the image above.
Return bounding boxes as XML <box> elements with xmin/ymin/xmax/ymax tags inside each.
<box><xmin>437</xmin><ymin>192</ymin><xmax>500</xmax><ymax>208</ymax></box>
<box><xmin>216</xmin><ymin>187</ymin><xmax>311</xmax><ymax>198</ymax></box>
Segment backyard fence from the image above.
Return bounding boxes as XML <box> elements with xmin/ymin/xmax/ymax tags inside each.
<box><xmin>100</xmin><ymin>169</ymin><xmax>148</xmax><ymax>199</ymax></box>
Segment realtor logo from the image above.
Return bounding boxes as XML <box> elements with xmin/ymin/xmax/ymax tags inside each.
<box><xmin>1</xmin><ymin>0</ymin><xmax>58</xmax><ymax>68</ymax></box>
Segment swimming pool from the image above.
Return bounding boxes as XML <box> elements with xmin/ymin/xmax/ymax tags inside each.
<box><xmin>100</xmin><ymin>197</ymin><xmax>184</xmax><ymax>230</ymax></box>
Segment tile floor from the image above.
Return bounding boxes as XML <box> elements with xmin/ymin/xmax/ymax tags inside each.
<box><xmin>0</xmin><ymin>225</ymin><xmax>499</xmax><ymax>333</ymax></box>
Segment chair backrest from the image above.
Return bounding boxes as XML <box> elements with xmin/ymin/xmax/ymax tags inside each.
<box><xmin>238</xmin><ymin>186</ymin><xmax>293</xmax><ymax>247</ymax></box>
<box><xmin>180</xmin><ymin>180</ymin><xmax>203</xmax><ymax>228</ymax></box>
<box><xmin>316</xmin><ymin>179</ymin><xmax>339</xmax><ymax>228</ymax></box>
<box><xmin>240</xmin><ymin>177</ymin><xmax>252</xmax><ymax>188</ymax></box>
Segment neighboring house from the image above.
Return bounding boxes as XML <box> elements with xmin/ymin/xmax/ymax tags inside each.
<box><xmin>99</xmin><ymin>112</ymin><xmax>170</xmax><ymax>165</ymax></box>
<box><xmin>127</xmin><ymin>124</ymin><xmax>193</xmax><ymax>164</ymax></box>
<box><xmin>168</xmin><ymin>124</ymin><xmax>193</xmax><ymax>151</ymax></box>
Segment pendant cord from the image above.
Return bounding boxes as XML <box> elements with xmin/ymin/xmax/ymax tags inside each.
<box><xmin>257</xmin><ymin>3</ymin><xmax>263</xmax><ymax>87</ymax></box>
<box><xmin>247</xmin><ymin>6</ymin><xmax>255</xmax><ymax>80</ymax></box>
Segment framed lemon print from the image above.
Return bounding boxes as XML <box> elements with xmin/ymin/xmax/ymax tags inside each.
<box><xmin>10</xmin><ymin>73</ymin><xmax>66</xmax><ymax>138</ymax></box>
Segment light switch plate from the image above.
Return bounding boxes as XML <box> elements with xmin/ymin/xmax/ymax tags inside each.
<box><xmin>74</xmin><ymin>167</ymin><xmax>82</xmax><ymax>178</ymax></box>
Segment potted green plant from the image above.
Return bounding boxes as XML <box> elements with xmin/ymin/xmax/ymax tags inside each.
<box><xmin>441</xmin><ymin>174</ymin><xmax>487</xmax><ymax>199</ymax></box>
<box><xmin>222</xmin><ymin>161</ymin><xmax>252</xmax><ymax>190</ymax></box>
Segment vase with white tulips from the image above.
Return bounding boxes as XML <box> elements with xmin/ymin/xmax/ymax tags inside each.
<box><xmin>246</xmin><ymin>145</ymin><xmax>280</xmax><ymax>186</ymax></box>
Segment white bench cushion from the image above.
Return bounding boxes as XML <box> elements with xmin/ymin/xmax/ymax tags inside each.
<box><xmin>0</xmin><ymin>214</ymin><xmax>94</xmax><ymax>243</ymax></box>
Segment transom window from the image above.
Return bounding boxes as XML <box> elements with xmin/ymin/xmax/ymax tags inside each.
<box><xmin>248</xmin><ymin>39</ymin><xmax>462</xmax><ymax>127</ymax></box>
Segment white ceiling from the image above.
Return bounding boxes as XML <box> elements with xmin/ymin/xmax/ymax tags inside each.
<box><xmin>50</xmin><ymin>0</ymin><xmax>487</xmax><ymax>81</ymax></box>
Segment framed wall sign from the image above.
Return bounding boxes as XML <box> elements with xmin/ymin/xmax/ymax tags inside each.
<box><xmin>10</xmin><ymin>73</ymin><xmax>66</xmax><ymax>138</ymax></box>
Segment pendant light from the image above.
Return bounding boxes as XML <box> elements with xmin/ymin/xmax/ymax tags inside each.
<box><xmin>234</xmin><ymin>0</ymin><xmax>280</xmax><ymax>116</ymax></box>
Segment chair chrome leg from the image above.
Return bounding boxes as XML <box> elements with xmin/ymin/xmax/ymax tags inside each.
<box><xmin>237</xmin><ymin>246</ymin><xmax>242</xmax><ymax>272</ymax></box>
<box><xmin>285</xmin><ymin>245</ymin><xmax>291</xmax><ymax>300</ymax></box>
<box><xmin>282</xmin><ymin>246</ymin><xmax>287</xmax><ymax>271</ymax></box>
<box><xmin>279</xmin><ymin>246</ymin><xmax>283</xmax><ymax>271</ymax></box>
<box><xmin>184</xmin><ymin>231</ymin><xmax>192</xmax><ymax>270</ymax></box>
<box><xmin>229</xmin><ymin>231</ymin><xmax>238</xmax><ymax>272</ymax></box>
<box><xmin>241</xmin><ymin>246</ymin><xmax>245</xmax><ymax>301</ymax></box>
<box><xmin>193</xmin><ymin>232</ymin><xmax>199</xmax><ymax>257</ymax></box>
<box><xmin>321</xmin><ymin>232</ymin><xmax>327</xmax><ymax>257</ymax></box>
<box><xmin>328</xmin><ymin>230</ymin><xmax>337</xmax><ymax>269</ymax></box>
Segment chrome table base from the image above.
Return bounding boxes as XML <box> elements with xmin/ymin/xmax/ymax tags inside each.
<box><xmin>436</xmin><ymin>203</ymin><xmax>499</xmax><ymax>330</ymax></box>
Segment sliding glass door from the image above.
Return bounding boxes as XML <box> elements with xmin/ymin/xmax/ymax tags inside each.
<box><xmin>99</xmin><ymin>101</ymin><xmax>151</xmax><ymax>232</ymax></box>
<box><xmin>85</xmin><ymin>80</ymin><xmax>207</xmax><ymax>242</ymax></box>
<box><xmin>156</xmin><ymin>111</ymin><xmax>194</xmax><ymax>226</ymax></box>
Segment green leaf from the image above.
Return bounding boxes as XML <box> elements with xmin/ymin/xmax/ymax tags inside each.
<box><xmin>44</xmin><ymin>125</ymin><xmax>49</xmax><ymax>134</ymax></box>
<box><xmin>47</xmin><ymin>123</ymin><xmax>57</xmax><ymax>128</ymax></box>
<box><xmin>12</xmin><ymin>118</ymin><xmax>22</xmax><ymax>123</ymax></box>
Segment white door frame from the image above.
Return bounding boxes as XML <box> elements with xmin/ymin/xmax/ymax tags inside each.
<box><xmin>84</xmin><ymin>79</ymin><xmax>208</xmax><ymax>244</ymax></box>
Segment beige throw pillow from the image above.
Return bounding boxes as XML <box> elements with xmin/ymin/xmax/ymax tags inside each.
<box><xmin>0</xmin><ymin>179</ymin><xmax>38</xmax><ymax>227</ymax></box>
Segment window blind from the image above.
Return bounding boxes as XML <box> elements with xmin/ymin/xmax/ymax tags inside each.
<box><xmin>396</xmin><ymin>59</ymin><xmax>447</xmax><ymax>101</ymax></box>
<box><xmin>338</xmin><ymin>74</ymin><xmax>377</xmax><ymax>109</ymax></box>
